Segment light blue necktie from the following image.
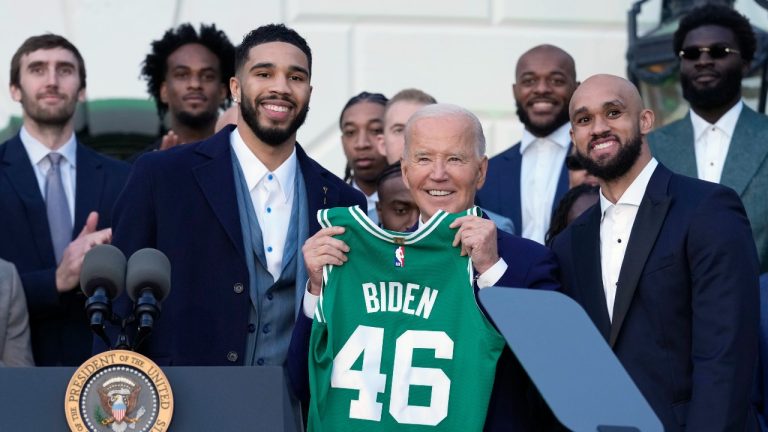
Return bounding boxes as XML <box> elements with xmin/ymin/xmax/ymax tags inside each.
<box><xmin>45</xmin><ymin>153</ymin><xmax>71</xmax><ymax>263</ymax></box>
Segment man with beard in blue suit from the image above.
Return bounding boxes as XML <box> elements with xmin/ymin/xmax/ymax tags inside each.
<box><xmin>104</xmin><ymin>23</ymin><xmax>365</xmax><ymax>377</ymax></box>
<box><xmin>0</xmin><ymin>34</ymin><xmax>129</xmax><ymax>366</ymax></box>
<box><xmin>290</xmin><ymin>103</ymin><xmax>560</xmax><ymax>430</ymax></box>
<box><xmin>553</xmin><ymin>74</ymin><xmax>758</xmax><ymax>431</ymax></box>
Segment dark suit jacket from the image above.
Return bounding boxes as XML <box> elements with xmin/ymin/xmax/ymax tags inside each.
<box><xmin>476</xmin><ymin>141</ymin><xmax>569</xmax><ymax>236</ymax></box>
<box><xmin>103</xmin><ymin>125</ymin><xmax>366</xmax><ymax>365</ymax></box>
<box><xmin>552</xmin><ymin>164</ymin><xmax>759</xmax><ymax>431</ymax></box>
<box><xmin>0</xmin><ymin>133</ymin><xmax>129</xmax><ymax>365</ymax></box>
<box><xmin>287</xmin><ymin>224</ymin><xmax>561</xmax><ymax>431</ymax></box>
<box><xmin>648</xmin><ymin>106</ymin><xmax>768</xmax><ymax>273</ymax></box>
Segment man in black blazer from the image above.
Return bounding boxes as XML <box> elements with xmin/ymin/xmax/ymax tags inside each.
<box><xmin>553</xmin><ymin>74</ymin><xmax>758</xmax><ymax>430</ymax></box>
<box><xmin>0</xmin><ymin>34</ymin><xmax>129</xmax><ymax>365</ymax></box>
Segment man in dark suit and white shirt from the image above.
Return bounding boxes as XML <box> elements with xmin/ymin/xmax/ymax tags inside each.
<box><xmin>553</xmin><ymin>74</ymin><xmax>758</xmax><ymax>431</ymax></box>
<box><xmin>477</xmin><ymin>44</ymin><xmax>578</xmax><ymax>243</ymax></box>
<box><xmin>0</xmin><ymin>34</ymin><xmax>129</xmax><ymax>365</ymax></box>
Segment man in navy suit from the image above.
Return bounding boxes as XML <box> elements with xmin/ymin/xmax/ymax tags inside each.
<box><xmin>0</xmin><ymin>34</ymin><xmax>129</xmax><ymax>366</ymax></box>
<box><xmin>476</xmin><ymin>45</ymin><xmax>578</xmax><ymax>244</ymax></box>
<box><xmin>553</xmin><ymin>74</ymin><xmax>758</xmax><ymax>431</ymax></box>
<box><xmin>292</xmin><ymin>103</ymin><xmax>560</xmax><ymax>430</ymax></box>
<box><xmin>105</xmin><ymin>24</ymin><xmax>365</xmax><ymax>370</ymax></box>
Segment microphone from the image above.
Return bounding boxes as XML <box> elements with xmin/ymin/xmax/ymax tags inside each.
<box><xmin>126</xmin><ymin>248</ymin><xmax>171</xmax><ymax>348</ymax></box>
<box><xmin>80</xmin><ymin>244</ymin><xmax>126</xmax><ymax>346</ymax></box>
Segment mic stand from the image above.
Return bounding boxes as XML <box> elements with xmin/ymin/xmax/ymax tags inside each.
<box><xmin>132</xmin><ymin>290</ymin><xmax>161</xmax><ymax>350</ymax></box>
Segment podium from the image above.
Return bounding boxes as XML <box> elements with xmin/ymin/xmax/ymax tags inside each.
<box><xmin>479</xmin><ymin>287</ymin><xmax>663</xmax><ymax>432</ymax></box>
<box><xmin>0</xmin><ymin>365</ymin><xmax>299</xmax><ymax>432</ymax></box>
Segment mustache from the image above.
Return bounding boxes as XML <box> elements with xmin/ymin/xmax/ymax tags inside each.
<box><xmin>256</xmin><ymin>93</ymin><xmax>297</xmax><ymax>107</ymax></box>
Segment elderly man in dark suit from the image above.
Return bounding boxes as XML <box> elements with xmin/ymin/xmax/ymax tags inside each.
<box><xmin>648</xmin><ymin>4</ymin><xmax>768</xmax><ymax>273</ymax></box>
<box><xmin>553</xmin><ymin>74</ymin><xmax>758</xmax><ymax>431</ymax></box>
<box><xmin>291</xmin><ymin>103</ymin><xmax>560</xmax><ymax>430</ymax></box>
<box><xmin>103</xmin><ymin>24</ymin><xmax>365</xmax><ymax>371</ymax></box>
<box><xmin>0</xmin><ymin>34</ymin><xmax>129</xmax><ymax>366</ymax></box>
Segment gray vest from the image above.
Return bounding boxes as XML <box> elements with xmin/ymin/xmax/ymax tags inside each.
<box><xmin>232</xmin><ymin>151</ymin><xmax>309</xmax><ymax>366</ymax></box>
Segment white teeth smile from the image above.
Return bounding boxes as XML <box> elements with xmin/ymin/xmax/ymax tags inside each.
<box><xmin>593</xmin><ymin>141</ymin><xmax>616</xmax><ymax>150</ymax></box>
<box><xmin>264</xmin><ymin>104</ymin><xmax>289</xmax><ymax>112</ymax></box>
<box><xmin>428</xmin><ymin>190</ymin><xmax>451</xmax><ymax>196</ymax></box>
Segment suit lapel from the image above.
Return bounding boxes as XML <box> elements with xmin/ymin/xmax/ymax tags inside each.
<box><xmin>721</xmin><ymin>106</ymin><xmax>768</xmax><ymax>196</ymax></box>
<box><xmin>192</xmin><ymin>129</ymin><xmax>245</xmax><ymax>259</ymax></box>
<box><xmin>609</xmin><ymin>166</ymin><xmax>672</xmax><ymax>346</ymax></box>
<box><xmin>572</xmin><ymin>205</ymin><xmax>611</xmax><ymax>340</ymax></box>
<box><xmin>73</xmin><ymin>144</ymin><xmax>105</xmax><ymax>234</ymax></box>
<box><xmin>1</xmin><ymin>135</ymin><xmax>54</xmax><ymax>264</ymax></box>
<box><xmin>297</xmin><ymin>144</ymin><xmax>339</xmax><ymax>235</ymax></box>
<box><xmin>652</xmin><ymin>116</ymin><xmax>697</xmax><ymax>178</ymax></box>
<box><xmin>505</xmin><ymin>147</ymin><xmax>523</xmax><ymax>235</ymax></box>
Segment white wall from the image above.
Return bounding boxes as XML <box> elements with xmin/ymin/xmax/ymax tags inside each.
<box><xmin>0</xmin><ymin>0</ymin><xmax>668</xmax><ymax>176</ymax></box>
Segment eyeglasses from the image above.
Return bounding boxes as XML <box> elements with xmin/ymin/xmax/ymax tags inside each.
<box><xmin>678</xmin><ymin>45</ymin><xmax>740</xmax><ymax>60</ymax></box>
<box><xmin>565</xmin><ymin>155</ymin><xmax>583</xmax><ymax>171</ymax></box>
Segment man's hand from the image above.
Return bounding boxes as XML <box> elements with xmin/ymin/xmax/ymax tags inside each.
<box><xmin>450</xmin><ymin>215</ymin><xmax>499</xmax><ymax>274</ymax></box>
<box><xmin>302</xmin><ymin>226</ymin><xmax>348</xmax><ymax>295</ymax></box>
<box><xmin>55</xmin><ymin>211</ymin><xmax>112</xmax><ymax>293</ymax></box>
<box><xmin>159</xmin><ymin>130</ymin><xmax>181</xmax><ymax>150</ymax></box>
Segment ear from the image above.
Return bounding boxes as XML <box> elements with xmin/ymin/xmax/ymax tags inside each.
<box><xmin>375</xmin><ymin>133</ymin><xmax>386</xmax><ymax>157</ymax></box>
<box><xmin>569</xmin><ymin>127</ymin><xmax>575</xmax><ymax>144</ymax></box>
<box><xmin>229</xmin><ymin>76</ymin><xmax>240</xmax><ymax>104</ymax></box>
<box><xmin>218</xmin><ymin>82</ymin><xmax>227</xmax><ymax>104</ymax></box>
<box><xmin>77</xmin><ymin>87</ymin><xmax>86</xmax><ymax>103</ymax></box>
<box><xmin>9</xmin><ymin>84</ymin><xmax>21</xmax><ymax>103</ymax></box>
<box><xmin>160</xmin><ymin>81</ymin><xmax>169</xmax><ymax>104</ymax></box>
<box><xmin>639</xmin><ymin>108</ymin><xmax>655</xmax><ymax>135</ymax></box>
<box><xmin>400</xmin><ymin>160</ymin><xmax>411</xmax><ymax>192</ymax></box>
<box><xmin>475</xmin><ymin>156</ymin><xmax>489</xmax><ymax>190</ymax></box>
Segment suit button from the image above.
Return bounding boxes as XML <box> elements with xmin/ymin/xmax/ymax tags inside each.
<box><xmin>233</xmin><ymin>283</ymin><xmax>244</xmax><ymax>294</ymax></box>
<box><xmin>227</xmin><ymin>351</ymin><xmax>238</xmax><ymax>362</ymax></box>
<box><xmin>267</xmin><ymin>293</ymin><xmax>274</xmax><ymax>300</ymax></box>
<box><xmin>257</xmin><ymin>358</ymin><xmax>265</xmax><ymax>366</ymax></box>
<box><xmin>248</xmin><ymin>323</ymin><xmax>256</xmax><ymax>333</ymax></box>
<box><xmin>262</xmin><ymin>323</ymin><xmax>271</xmax><ymax>334</ymax></box>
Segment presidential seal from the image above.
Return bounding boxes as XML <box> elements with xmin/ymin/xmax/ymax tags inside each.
<box><xmin>65</xmin><ymin>350</ymin><xmax>173</xmax><ymax>432</ymax></box>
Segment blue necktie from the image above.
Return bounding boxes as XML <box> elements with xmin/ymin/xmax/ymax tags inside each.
<box><xmin>45</xmin><ymin>153</ymin><xmax>71</xmax><ymax>263</ymax></box>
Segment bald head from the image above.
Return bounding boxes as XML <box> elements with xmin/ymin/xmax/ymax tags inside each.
<box><xmin>516</xmin><ymin>44</ymin><xmax>576</xmax><ymax>78</ymax></box>
<box><xmin>569</xmin><ymin>74</ymin><xmax>644</xmax><ymax>119</ymax></box>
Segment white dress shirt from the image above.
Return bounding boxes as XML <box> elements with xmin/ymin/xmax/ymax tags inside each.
<box><xmin>599</xmin><ymin>158</ymin><xmax>658</xmax><ymax>321</ymax></box>
<box><xmin>231</xmin><ymin>129</ymin><xmax>296</xmax><ymax>282</ymax></box>
<box><xmin>20</xmin><ymin>126</ymin><xmax>77</xmax><ymax>226</ymax></box>
<box><xmin>352</xmin><ymin>180</ymin><xmax>379</xmax><ymax>225</ymax></box>
<box><xmin>519</xmin><ymin>123</ymin><xmax>571</xmax><ymax>244</ymax></box>
<box><xmin>690</xmin><ymin>101</ymin><xmax>742</xmax><ymax>184</ymax></box>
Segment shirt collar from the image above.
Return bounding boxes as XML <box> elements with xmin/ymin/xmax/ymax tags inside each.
<box><xmin>520</xmin><ymin>122</ymin><xmax>571</xmax><ymax>153</ymax></box>
<box><xmin>599</xmin><ymin>158</ymin><xmax>658</xmax><ymax>218</ymax></box>
<box><xmin>19</xmin><ymin>126</ymin><xmax>77</xmax><ymax>167</ymax></box>
<box><xmin>689</xmin><ymin>100</ymin><xmax>743</xmax><ymax>141</ymax></box>
<box><xmin>230</xmin><ymin>128</ymin><xmax>297</xmax><ymax>202</ymax></box>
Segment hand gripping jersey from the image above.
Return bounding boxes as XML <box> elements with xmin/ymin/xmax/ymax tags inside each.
<box><xmin>308</xmin><ymin>206</ymin><xmax>506</xmax><ymax>431</ymax></box>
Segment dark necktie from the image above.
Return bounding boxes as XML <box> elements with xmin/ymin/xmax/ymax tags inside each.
<box><xmin>45</xmin><ymin>152</ymin><xmax>71</xmax><ymax>263</ymax></box>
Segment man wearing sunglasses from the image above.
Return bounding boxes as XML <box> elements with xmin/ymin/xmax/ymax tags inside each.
<box><xmin>648</xmin><ymin>3</ymin><xmax>768</xmax><ymax>273</ymax></box>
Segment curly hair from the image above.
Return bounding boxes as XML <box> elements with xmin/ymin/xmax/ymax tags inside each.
<box><xmin>141</xmin><ymin>23</ymin><xmax>235</xmax><ymax>118</ymax></box>
<box><xmin>235</xmin><ymin>24</ymin><xmax>312</xmax><ymax>76</ymax></box>
<box><xmin>674</xmin><ymin>4</ymin><xmax>756</xmax><ymax>63</ymax></box>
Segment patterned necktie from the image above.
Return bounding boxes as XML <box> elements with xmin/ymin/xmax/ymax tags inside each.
<box><xmin>45</xmin><ymin>152</ymin><xmax>71</xmax><ymax>263</ymax></box>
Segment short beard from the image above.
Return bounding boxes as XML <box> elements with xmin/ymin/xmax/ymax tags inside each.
<box><xmin>175</xmin><ymin>109</ymin><xmax>218</xmax><ymax>131</ymax></box>
<box><xmin>574</xmin><ymin>131</ymin><xmax>642</xmax><ymax>182</ymax></box>
<box><xmin>239</xmin><ymin>96</ymin><xmax>309</xmax><ymax>147</ymax></box>
<box><xmin>21</xmin><ymin>93</ymin><xmax>76</xmax><ymax>128</ymax></box>
<box><xmin>516</xmin><ymin>104</ymin><xmax>570</xmax><ymax>137</ymax></box>
<box><xmin>681</xmin><ymin>67</ymin><xmax>742</xmax><ymax>110</ymax></box>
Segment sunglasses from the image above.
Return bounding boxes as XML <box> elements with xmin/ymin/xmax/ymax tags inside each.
<box><xmin>565</xmin><ymin>155</ymin><xmax>583</xmax><ymax>171</ymax></box>
<box><xmin>678</xmin><ymin>44</ymin><xmax>740</xmax><ymax>60</ymax></box>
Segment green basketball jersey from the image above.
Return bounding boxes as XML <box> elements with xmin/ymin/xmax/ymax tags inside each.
<box><xmin>307</xmin><ymin>206</ymin><xmax>506</xmax><ymax>432</ymax></box>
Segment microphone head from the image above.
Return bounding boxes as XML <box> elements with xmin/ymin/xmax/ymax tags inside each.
<box><xmin>126</xmin><ymin>248</ymin><xmax>171</xmax><ymax>302</ymax></box>
<box><xmin>80</xmin><ymin>244</ymin><xmax>126</xmax><ymax>299</ymax></box>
